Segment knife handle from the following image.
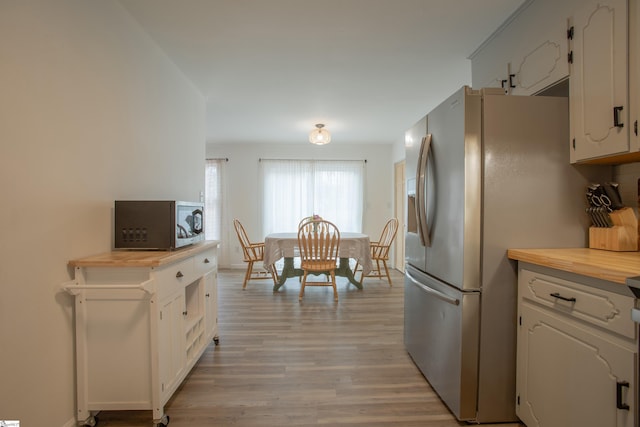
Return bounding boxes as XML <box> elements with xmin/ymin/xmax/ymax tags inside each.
<box><xmin>603</xmin><ymin>182</ymin><xmax>624</xmax><ymax>210</ymax></box>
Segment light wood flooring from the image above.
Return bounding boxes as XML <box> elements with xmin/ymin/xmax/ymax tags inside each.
<box><xmin>96</xmin><ymin>269</ymin><xmax>524</xmax><ymax>427</ymax></box>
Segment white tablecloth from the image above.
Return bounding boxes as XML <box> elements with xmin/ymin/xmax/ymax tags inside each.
<box><xmin>264</xmin><ymin>232</ymin><xmax>373</xmax><ymax>275</ymax></box>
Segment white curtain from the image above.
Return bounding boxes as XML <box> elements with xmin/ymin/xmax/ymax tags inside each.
<box><xmin>204</xmin><ymin>159</ymin><xmax>226</xmax><ymax>241</ymax></box>
<box><xmin>260</xmin><ymin>159</ymin><xmax>365</xmax><ymax>235</ymax></box>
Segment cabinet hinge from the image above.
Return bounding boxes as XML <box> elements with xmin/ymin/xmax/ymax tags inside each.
<box><xmin>568</xmin><ymin>51</ymin><xmax>573</xmax><ymax>64</ymax></box>
<box><xmin>567</xmin><ymin>26</ymin><xmax>574</xmax><ymax>40</ymax></box>
<box><xmin>635</xmin><ymin>120</ymin><xmax>638</xmax><ymax>136</ymax></box>
<box><xmin>517</xmin><ymin>395</ymin><xmax>520</xmax><ymax>405</ymax></box>
<box><xmin>572</xmin><ymin>138</ymin><xmax>576</xmax><ymax>150</ymax></box>
<box><xmin>519</xmin><ymin>316</ymin><xmax>522</xmax><ymax>326</ymax></box>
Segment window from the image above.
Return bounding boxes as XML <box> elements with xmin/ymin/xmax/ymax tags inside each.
<box><xmin>260</xmin><ymin>159</ymin><xmax>365</xmax><ymax>235</ymax></box>
<box><xmin>204</xmin><ymin>159</ymin><xmax>226</xmax><ymax>241</ymax></box>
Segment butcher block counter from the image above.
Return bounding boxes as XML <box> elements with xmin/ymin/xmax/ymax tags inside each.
<box><xmin>68</xmin><ymin>240</ymin><xmax>219</xmax><ymax>268</ymax></box>
<box><xmin>507</xmin><ymin>247</ymin><xmax>640</xmax><ymax>285</ymax></box>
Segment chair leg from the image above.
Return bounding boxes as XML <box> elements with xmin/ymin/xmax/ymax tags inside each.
<box><xmin>382</xmin><ymin>260</ymin><xmax>392</xmax><ymax>286</ymax></box>
<box><xmin>354</xmin><ymin>261</ymin><xmax>363</xmax><ymax>282</ymax></box>
<box><xmin>270</xmin><ymin>264</ymin><xmax>279</xmax><ymax>285</ymax></box>
<box><xmin>243</xmin><ymin>260</ymin><xmax>254</xmax><ymax>289</ymax></box>
<box><xmin>299</xmin><ymin>272</ymin><xmax>308</xmax><ymax>301</ymax></box>
<box><xmin>331</xmin><ymin>271</ymin><xmax>338</xmax><ymax>302</ymax></box>
<box><xmin>363</xmin><ymin>261</ymin><xmax>375</xmax><ymax>282</ymax></box>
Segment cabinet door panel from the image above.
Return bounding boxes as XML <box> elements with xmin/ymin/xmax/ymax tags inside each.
<box><xmin>570</xmin><ymin>0</ymin><xmax>629</xmax><ymax>162</ymax></box>
<box><xmin>158</xmin><ymin>292</ymin><xmax>185</xmax><ymax>403</ymax></box>
<box><xmin>204</xmin><ymin>271</ymin><xmax>218</xmax><ymax>340</ymax></box>
<box><xmin>511</xmin><ymin>40</ymin><xmax>566</xmax><ymax>95</ymax></box>
<box><xmin>517</xmin><ymin>302</ymin><xmax>635</xmax><ymax>427</ymax></box>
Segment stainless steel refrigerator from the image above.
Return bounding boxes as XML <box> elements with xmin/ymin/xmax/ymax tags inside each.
<box><xmin>403</xmin><ymin>86</ymin><xmax>610</xmax><ymax>423</ymax></box>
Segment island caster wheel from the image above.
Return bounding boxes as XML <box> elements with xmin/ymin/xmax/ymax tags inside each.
<box><xmin>213</xmin><ymin>336</ymin><xmax>220</xmax><ymax>345</ymax></box>
<box><xmin>156</xmin><ymin>414</ymin><xmax>170</xmax><ymax>427</ymax></box>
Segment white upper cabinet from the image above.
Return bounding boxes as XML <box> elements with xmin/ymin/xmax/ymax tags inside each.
<box><xmin>471</xmin><ymin>0</ymin><xmax>570</xmax><ymax>96</ymax></box>
<box><xmin>569</xmin><ymin>0</ymin><xmax>630</xmax><ymax>163</ymax></box>
<box><xmin>473</xmin><ymin>0</ymin><xmax>640</xmax><ymax>164</ymax></box>
<box><xmin>509</xmin><ymin>37</ymin><xmax>567</xmax><ymax>95</ymax></box>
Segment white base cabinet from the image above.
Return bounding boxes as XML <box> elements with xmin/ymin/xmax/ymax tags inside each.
<box><xmin>516</xmin><ymin>266</ymin><xmax>637</xmax><ymax>427</ymax></box>
<box><xmin>64</xmin><ymin>242</ymin><xmax>219</xmax><ymax>427</ymax></box>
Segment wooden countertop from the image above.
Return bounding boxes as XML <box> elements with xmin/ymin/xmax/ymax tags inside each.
<box><xmin>69</xmin><ymin>241</ymin><xmax>219</xmax><ymax>268</ymax></box>
<box><xmin>507</xmin><ymin>248</ymin><xmax>640</xmax><ymax>285</ymax></box>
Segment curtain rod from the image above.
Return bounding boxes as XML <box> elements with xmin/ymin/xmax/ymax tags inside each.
<box><xmin>206</xmin><ymin>157</ymin><xmax>229</xmax><ymax>161</ymax></box>
<box><xmin>259</xmin><ymin>158</ymin><xmax>367</xmax><ymax>163</ymax></box>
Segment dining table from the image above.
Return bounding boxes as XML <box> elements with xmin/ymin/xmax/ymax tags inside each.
<box><xmin>264</xmin><ymin>232</ymin><xmax>373</xmax><ymax>291</ymax></box>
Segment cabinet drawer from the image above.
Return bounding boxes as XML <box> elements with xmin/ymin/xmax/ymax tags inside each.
<box><xmin>519</xmin><ymin>269</ymin><xmax>635</xmax><ymax>339</ymax></box>
<box><xmin>194</xmin><ymin>248</ymin><xmax>216</xmax><ymax>275</ymax></box>
<box><xmin>153</xmin><ymin>258</ymin><xmax>195</xmax><ymax>297</ymax></box>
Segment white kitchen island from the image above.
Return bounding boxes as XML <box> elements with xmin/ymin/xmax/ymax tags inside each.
<box><xmin>64</xmin><ymin>241</ymin><xmax>219</xmax><ymax>427</ymax></box>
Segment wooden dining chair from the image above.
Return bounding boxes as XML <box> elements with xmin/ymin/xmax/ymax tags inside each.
<box><xmin>297</xmin><ymin>219</ymin><xmax>341</xmax><ymax>301</ymax></box>
<box><xmin>233</xmin><ymin>219</ymin><xmax>278</xmax><ymax>289</ymax></box>
<box><xmin>355</xmin><ymin>218</ymin><xmax>399</xmax><ymax>286</ymax></box>
<box><xmin>295</xmin><ymin>216</ymin><xmax>322</xmax><ymax>274</ymax></box>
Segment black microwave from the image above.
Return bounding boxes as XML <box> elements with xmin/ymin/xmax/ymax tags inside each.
<box><xmin>114</xmin><ymin>200</ymin><xmax>204</xmax><ymax>250</ymax></box>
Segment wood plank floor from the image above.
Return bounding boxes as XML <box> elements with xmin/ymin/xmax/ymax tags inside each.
<box><xmin>96</xmin><ymin>269</ymin><xmax>524</xmax><ymax>427</ymax></box>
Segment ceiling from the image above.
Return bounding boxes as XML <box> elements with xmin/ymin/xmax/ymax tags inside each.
<box><xmin>118</xmin><ymin>0</ymin><xmax>526</xmax><ymax>145</ymax></box>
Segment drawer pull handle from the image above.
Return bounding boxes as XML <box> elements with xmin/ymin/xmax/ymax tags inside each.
<box><xmin>176</xmin><ymin>271</ymin><xmax>184</xmax><ymax>278</ymax></box>
<box><xmin>617</xmin><ymin>381</ymin><xmax>630</xmax><ymax>410</ymax></box>
<box><xmin>204</xmin><ymin>258</ymin><xmax>210</xmax><ymax>264</ymax></box>
<box><xmin>549</xmin><ymin>292</ymin><xmax>576</xmax><ymax>302</ymax></box>
<box><xmin>205</xmin><ymin>293</ymin><xmax>210</xmax><ymax>297</ymax></box>
<box><xmin>182</xmin><ymin>311</ymin><xmax>188</xmax><ymax>316</ymax></box>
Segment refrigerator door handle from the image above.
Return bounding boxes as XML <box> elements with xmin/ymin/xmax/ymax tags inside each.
<box><xmin>416</xmin><ymin>134</ymin><xmax>432</xmax><ymax>246</ymax></box>
<box><xmin>406</xmin><ymin>270</ymin><xmax>459</xmax><ymax>306</ymax></box>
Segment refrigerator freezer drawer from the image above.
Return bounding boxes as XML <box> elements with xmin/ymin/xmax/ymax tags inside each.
<box><xmin>404</xmin><ymin>265</ymin><xmax>480</xmax><ymax>421</ymax></box>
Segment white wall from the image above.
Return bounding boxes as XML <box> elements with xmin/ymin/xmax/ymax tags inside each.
<box><xmin>392</xmin><ymin>137</ymin><xmax>406</xmax><ymax>164</ymax></box>
<box><xmin>0</xmin><ymin>2</ymin><xmax>206</xmax><ymax>426</ymax></box>
<box><xmin>206</xmin><ymin>143</ymin><xmax>395</xmax><ymax>268</ymax></box>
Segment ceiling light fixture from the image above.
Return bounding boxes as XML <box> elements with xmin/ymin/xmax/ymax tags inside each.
<box><xmin>309</xmin><ymin>123</ymin><xmax>331</xmax><ymax>145</ymax></box>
